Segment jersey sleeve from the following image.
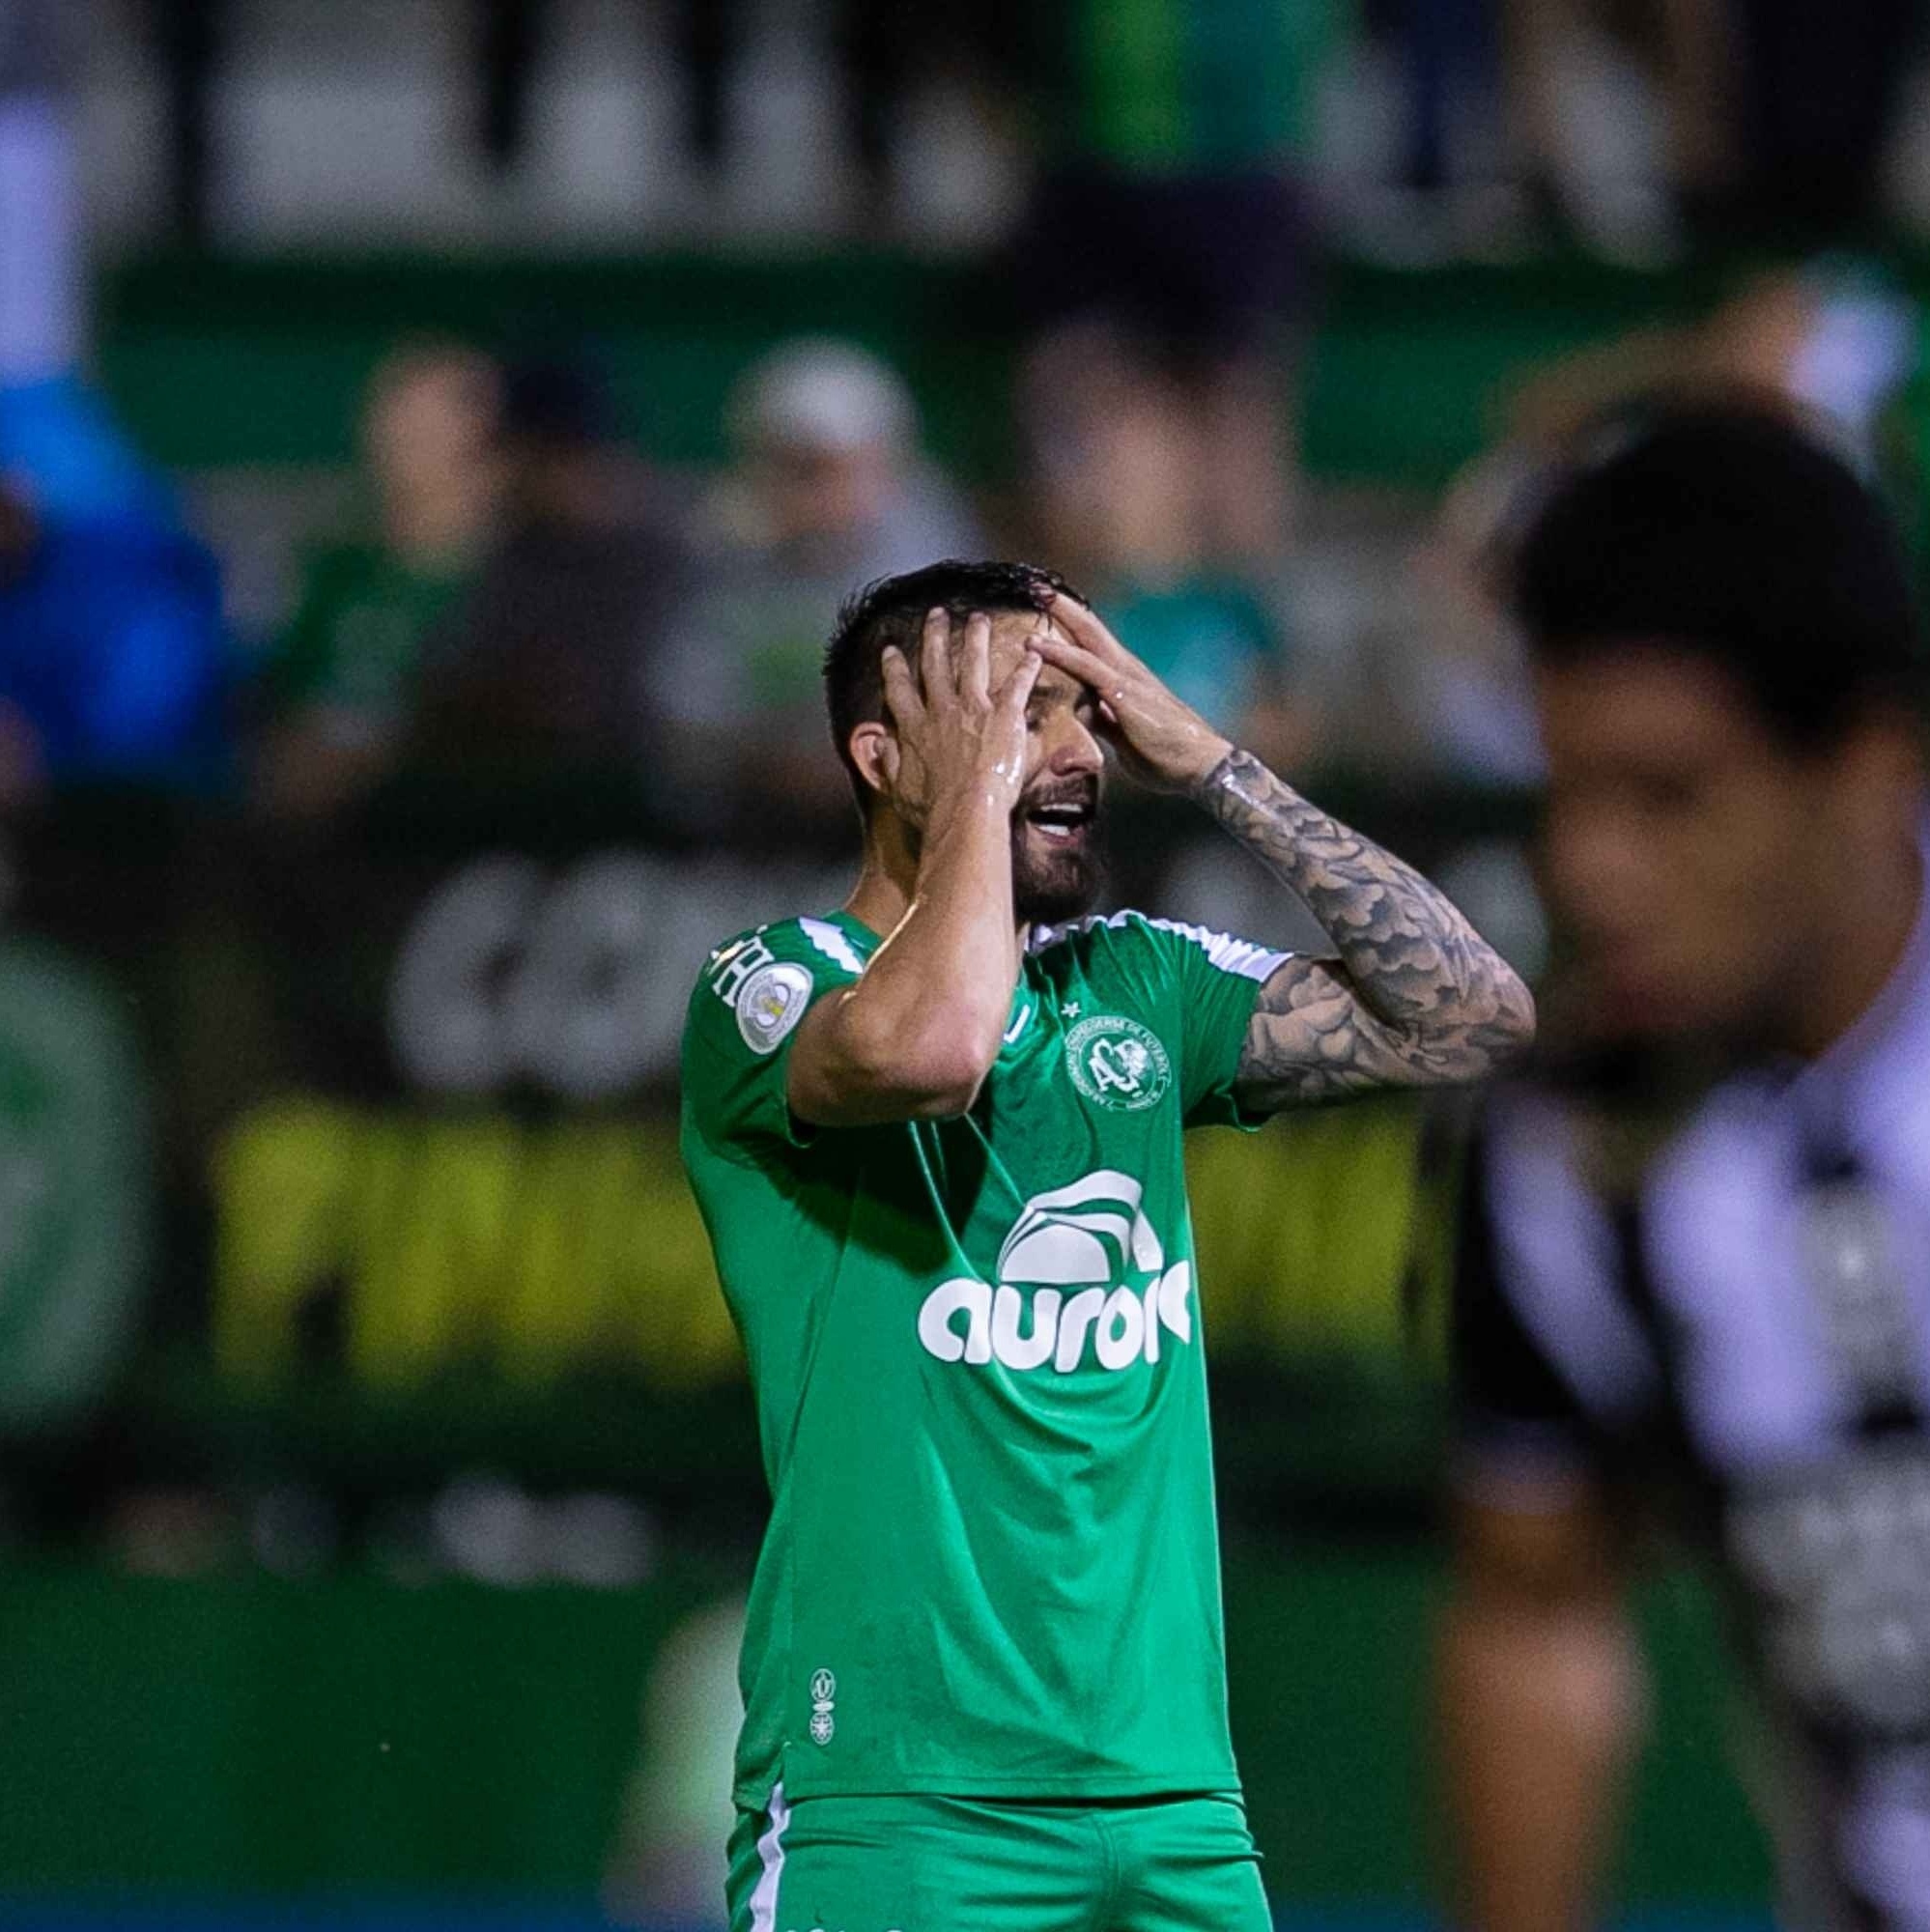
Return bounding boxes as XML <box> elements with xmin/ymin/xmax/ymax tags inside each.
<box><xmin>1114</xmin><ymin>915</ymin><xmax>1293</xmax><ymax>1129</ymax></box>
<box><xmin>679</xmin><ymin>917</ymin><xmax>866</xmax><ymax>1157</ymax></box>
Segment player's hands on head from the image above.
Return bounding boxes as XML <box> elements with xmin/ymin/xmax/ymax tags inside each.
<box><xmin>1034</xmin><ymin>592</ymin><xmax>1234</xmax><ymax>793</ymax></box>
<box><xmin>878</xmin><ymin>608</ymin><xmax>1041</xmax><ymax>820</ymax></box>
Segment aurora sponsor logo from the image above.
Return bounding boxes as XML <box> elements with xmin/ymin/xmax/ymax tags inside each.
<box><xmin>916</xmin><ymin>1171</ymin><xmax>1192</xmax><ymax>1374</ymax></box>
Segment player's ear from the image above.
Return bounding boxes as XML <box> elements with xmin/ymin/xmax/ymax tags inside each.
<box><xmin>848</xmin><ymin>721</ymin><xmax>897</xmax><ymax>804</ymax></box>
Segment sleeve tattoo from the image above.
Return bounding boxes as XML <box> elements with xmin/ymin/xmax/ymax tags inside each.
<box><xmin>1194</xmin><ymin>751</ymin><xmax>1536</xmax><ymax>1104</ymax></box>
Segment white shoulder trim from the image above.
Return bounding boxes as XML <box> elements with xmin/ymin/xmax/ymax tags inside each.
<box><xmin>1143</xmin><ymin>916</ymin><xmax>1294</xmax><ymax>982</ymax></box>
<box><xmin>798</xmin><ymin>916</ymin><xmax>865</xmax><ymax>975</ymax></box>
<box><xmin>1030</xmin><ymin>910</ymin><xmax>1291</xmax><ymax>983</ymax></box>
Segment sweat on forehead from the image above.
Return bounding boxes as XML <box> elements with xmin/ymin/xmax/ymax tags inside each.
<box><xmin>893</xmin><ymin>611</ymin><xmax>1081</xmax><ymax>692</ymax></box>
<box><xmin>866</xmin><ymin>594</ymin><xmax>1046</xmax><ymax>662</ymax></box>
<box><xmin>821</xmin><ymin>560</ymin><xmax>1093</xmax><ymax>803</ymax></box>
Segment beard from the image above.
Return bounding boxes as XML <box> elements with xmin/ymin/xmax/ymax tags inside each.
<box><xmin>1012</xmin><ymin>837</ymin><xmax>1104</xmax><ymax>926</ymax></box>
<box><xmin>1010</xmin><ymin>785</ymin><xmax>1106</xmax><ymax>927</ymax></box>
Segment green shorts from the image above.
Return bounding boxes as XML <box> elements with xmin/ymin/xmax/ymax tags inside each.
<box><xmin>725</xmin><ymin>1787</ymin><xmax>1269</xmax><ymax>1932</ymax></box>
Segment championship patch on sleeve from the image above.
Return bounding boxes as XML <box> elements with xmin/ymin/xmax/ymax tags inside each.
<box><xmin>736</xmin><ymin>961</ymin><xmax>814</xmax><ymax>1055</ymax></box>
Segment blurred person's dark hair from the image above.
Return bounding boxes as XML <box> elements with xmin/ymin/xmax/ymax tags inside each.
<box><xmin>823</xmin><ymin>559</ymin><xmax>1084</xmax><ymax>811</ymax></box>
<box><xmin>499</xmin><ymin>349</ymin><xmax>623</xmax><ymax>454</ymax></box>
<box><xmin>493</xmin><ymin>347</ymin><xmax>637</xmax><ymax>528</ymax></box>
<box><xmin>1512</xmin><ymin>395</ymin><xmax>1922</xmax><ymax>750</ymax></box>
<box><xmin>408</xmin><ymin>343</ymin><xmax>685</xmax><ymax>771</ymax></box>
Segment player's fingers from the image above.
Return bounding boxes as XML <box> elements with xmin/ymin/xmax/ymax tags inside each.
<box><xmin>1044</xmin><ymin>589</ymin><xmax>1133</xmax><ymax>667</ymax></box>
<box><xmin>959</xmin><ymin>611</ymin><xmax>993</xmax><ymax>705</ymax></box>
<box><xmin>1030</xmin><ymin>629</ymin><xmax>1129</xmax><ymax>706</ymax></box>
<box><xmin>880</xmin><ymin>645</ymin><xmax>923</xmax><ymax>727</ymax></box>
<box><xmin>920</xmin><ymin>607</ymin><xmax>954</xmax><ymax>710</ymax></box>
<box><xmin>993</xmin><ymin>644</ymin><xmax>1043</xmax><ymax>716</ymax></box>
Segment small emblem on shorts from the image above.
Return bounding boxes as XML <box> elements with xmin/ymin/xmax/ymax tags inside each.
<box><xmin>737</xmin><ymin>962</ymin><xmax>812</xmax><ymax>1055</ymax></box>
<box><xmin>809</xmin><ymin>1667</ymin><xmax>837</xmax><ymax>1746</ymax></box>
<box><xmin>1064</xmin><ymin>1015</ymin><xmax>1172</xmax><ymax>1112</ymax></box>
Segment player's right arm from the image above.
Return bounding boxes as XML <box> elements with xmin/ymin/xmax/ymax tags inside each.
<box><xmin>787</xmin><ymin>609</ymin><xmax>1041</xmax><ymax>1127</ymax></box>
<box><xmin>1437</xmin><ymin>1477</ymin><xmax>1644</xmax><ymax>1932</ymax></box>
<box><xmin>1438</xmin><ymin>1104</ymin><xmax>1652</xmax><ymax>1930</ymax></box>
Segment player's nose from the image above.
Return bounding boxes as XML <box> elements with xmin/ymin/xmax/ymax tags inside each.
<box><xmin>1039</xmin><ymin>709</ymin><xmax>1104</xmax><ymax>781</ymax></box>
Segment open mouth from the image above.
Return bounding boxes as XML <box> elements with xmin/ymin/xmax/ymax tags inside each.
<box><xmin>1020</xmin><ymin>795</ymin><xmax>1096</xmax><ymax>845</ymax></box>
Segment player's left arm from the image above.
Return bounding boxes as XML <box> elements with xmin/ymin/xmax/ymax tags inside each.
<box><xmin>1034</xmin><ymin>592</ymin><xmax>1536</xmax><ymax>1107</ymax></box>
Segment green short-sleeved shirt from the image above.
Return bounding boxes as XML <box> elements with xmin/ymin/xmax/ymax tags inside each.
<box><xmin>679</xmin><ymin>908</ymin><xmax>1290</xmax><ymax>1806</ymax></box>
<box><xmin>270</xmin><ymin>540</ymin><xmax>470</xmax><ymax>724</ymax></box>
<box><xmin>1048</xmin><ymin>0</ymin><xmax>1329</xmax><ymax>172</ymax></box>
<box><xmin>1104</xmin><ymin>578</ymin><xmax>1284</xmax><ymax>732</ymax></box>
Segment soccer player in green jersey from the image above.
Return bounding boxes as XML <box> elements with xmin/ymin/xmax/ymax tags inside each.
<box><xmin>681</xmin><ymin>560</ymin><xmax>1534</xmax><ymax>1932</ymax></box>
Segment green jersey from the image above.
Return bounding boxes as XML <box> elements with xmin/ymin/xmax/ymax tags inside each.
<box><xmin>679</xmin><ymin>908</ymin><xmax>1290</xmax><ymax>1805</ymax></box>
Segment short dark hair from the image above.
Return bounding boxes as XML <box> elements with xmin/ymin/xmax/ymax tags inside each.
<box><xmin>1511</xmin><ymin>399</ymin><xmax>1922</xmax><ymax>746</ymax></box>
<box><xmin>823</xmin><ymin>559</ymin><xmax>1087</xmax><ymax>810</ymax></box>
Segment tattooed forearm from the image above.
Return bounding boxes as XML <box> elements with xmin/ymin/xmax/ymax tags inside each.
<box><xmin>1194</xmin><ymin>750</ymin><xmax>1536</xmax><ymax>1103</ymax></box>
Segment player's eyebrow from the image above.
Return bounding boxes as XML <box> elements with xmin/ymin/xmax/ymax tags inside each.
<box><xmin>1038</xmin><ymin>679</ymin><xmax>1100</xmax><ymax>723</ymax></box>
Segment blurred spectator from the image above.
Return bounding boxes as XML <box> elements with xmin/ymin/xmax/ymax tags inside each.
<box><xmin>411</xmin><ymin>350</ymin><xmax>688</xmax><ymax>771</ymax></box>
<box><xmin>1394</xmin><ymin>0</ymin><xmax>1513</xmax><ymax>247</ymax></box>
<box><xmin>1329</xmin><ymin>0</ymin><xmax>1525</xmax><ymax>267</ymax></box>
<box><xmin>1503</xmin><ymin>259</ymin><xmax>1919</xmax><ymax>471</ymax></box>
<box><xmin>1396</xmin><ymin>450</ymin><xmax>1547</xmax><ymax>788</ymax></box>
<box><xmin>0</xmin><ymin>475</ymin><xmax>225</xmax><ymax>800</ymax></box>
<box><xmin>139</xmin><ymin>0</ymin><xmax>229</xmax><ymax>247</ymax></box>
<box><xmin>1703</xmin><ymin>0</ymin><xmax>1916</xmax><ymax>246</ymax></box>
<box><xmin>255</xmin><ymin>342</ymin><xmax>500</xmax><ymax>821</ymax></box>
<box><xmin>1440</xmin><ymin>400</ymin><xmax>1930</xmax><ymax>1932</ymax></box>
<box><xmin>1020</xmin><ymin>322</ymin><xmax>1315</xmax><ymax>775</ymax></box>
<box><xmin>0</xmin><ymin>0</ymin><xmax>79</xmax><ymax>394</ymax></box>
<box><xmin>0</xmin><ymin>0</ymin><xmax>167</xmax><ymax>528</ymax></box>
<box><xmin>655</xmin><ymin>338</ymin><xmax>980</xmax><ymax>833</ymax></box>
<box><xmin>1499</xmin><ymin>0</ymin><xmax>1917</xmax><ymax>258</ymax></box>
<box><xmin>470</xmin><ymin>0</ymin><xmax>941</xmax><ymax>219</ymax></box>
<box><xmin>1494</xmin><ymin>0</ymin><xmax>1721</xmax><ymax>262</ymax></box>
<box><xmin>1371</xmin><ymin>259</ymin><xmax>1919</xmax><ymax>784</ymax></box>
<box><xmin>1006</xmin><ymin>0</ymin><xmax>1318</xmax><ymax>572</ymax></box>
<box><xmin>0</xmin><ymin>0</ymin><xmax>226</xmax><ymax>800</ymax></box>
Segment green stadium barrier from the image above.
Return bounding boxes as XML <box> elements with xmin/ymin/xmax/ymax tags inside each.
<box><xmin>0</xmin><ymin>1552</ymin><xmax>1770</xmax><ymax>1911</ymax></box>
<box><xmin>92</xmin><ymin>254</ymin><xmax>1714</xmax><ymax>484</ymax></box>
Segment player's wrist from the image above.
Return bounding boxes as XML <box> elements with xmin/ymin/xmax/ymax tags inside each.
<box><xmin>927</xmin><ymin>758</ymin><xmax>1023</xmax><ymax>820</ymax></box>
<box><xmin>1185</xmin><ymin>742</ymin><xmax>1255</xmax><ymax>809</ymax></box>
<box><xmin>922</xmin><ymin>771</ymin><xmax>1019</xmax><ymax>849</ymax></box>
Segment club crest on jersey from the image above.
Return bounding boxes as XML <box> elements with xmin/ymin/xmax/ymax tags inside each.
<box><xmin>1064</xmin><ymin>1014</ymin><xmax>1171</xmax><ymax>1112</ymax></box>
<box><xmin>736</xmin><ymin>961</ymin><xmax>812</xmax><ymax>1054</ymax></box>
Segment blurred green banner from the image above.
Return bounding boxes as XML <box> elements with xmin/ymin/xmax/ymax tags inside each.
<box><xmin>0</xmin><ymin>776</ymin><xmax>1531</xmax><ymax>1498</ymax></box>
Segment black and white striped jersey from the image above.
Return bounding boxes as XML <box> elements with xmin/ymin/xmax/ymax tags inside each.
<box><xmin>1458</xmin><ymin>892</ymin><xmax>1930</xmax><ymax>1931</ymax></box>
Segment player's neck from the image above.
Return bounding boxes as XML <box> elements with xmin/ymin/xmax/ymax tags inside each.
<box><xmin>1783</xmin><ymin>833</ymin><xmax>1923</xmax><ymax>1061</ymax></box>
<box><xmin>844</xmin><ymin>828</ymin><xmax>1027</xmax><ymax>951</ymax></box>
<box><xmin>842</xmin><ymin>859</ymin><xmax>911</xmax><ymax>943</ymax></box>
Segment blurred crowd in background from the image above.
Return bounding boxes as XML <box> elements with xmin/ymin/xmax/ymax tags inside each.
<box><xmin>0</xmin><ymin>0</ymin><xmax>1924</xmax><ymax>1610</ymax></box>
<box><xmin>2</xmin><ymin>0</ymin><xmax>1928</xmax><ymax>835</ymax></box>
